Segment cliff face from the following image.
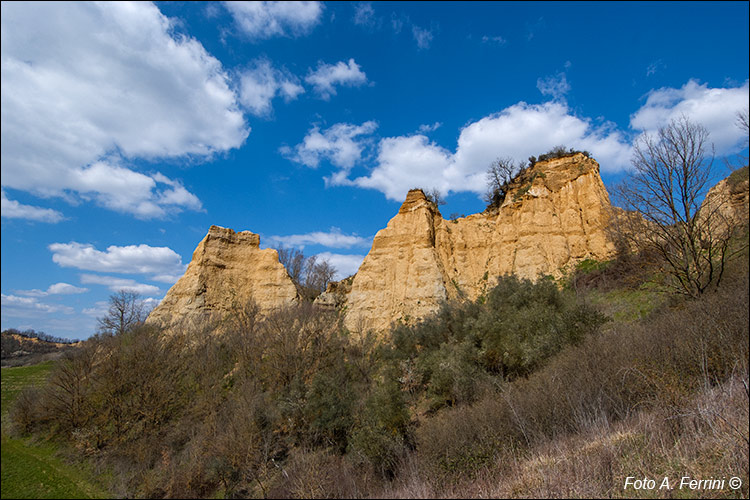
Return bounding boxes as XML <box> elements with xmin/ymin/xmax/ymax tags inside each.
<box><xmin>343</xmin><ymin>153</ymin><xmax>617</xmax><ymax>333</ymax></box>
<box><xmin>149</xmin><ymin>154</ymin><xmax>619</xmax><ymax>335</ymax></box>
<box><xmin>701</xmin><ymin>166</ymin><xmax>750</xmax><ymax>228</ymax></box>
<box><xmin>146</xmin><ymin>225</ymin><xmax>298</xmax><ymax>329</ymax></box>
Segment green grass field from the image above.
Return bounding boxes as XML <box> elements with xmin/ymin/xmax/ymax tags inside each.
<box><xmin>1</xmin><ymin>362</ymin><xmax>110</xmax><ymax>499</ymax></box>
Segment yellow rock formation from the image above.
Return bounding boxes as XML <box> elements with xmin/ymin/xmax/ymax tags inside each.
<box><xmin>343</xmin><ymin>153</ymin><xmax>617</xmax><ymax>333</ymax></box>
<box><xmin>148</xmin><ymin>154</ymin><xmax>622</xmax><ymax>336</ymax></box>
<box><xmin>700</xmin><ymin>166</ymin><xmax>749</xmax><ymax>229</ymax></box>
<box><xmin>146</xmin><ymin>225</ymin><xmax>298</xmax><ymax>329</ymax></box>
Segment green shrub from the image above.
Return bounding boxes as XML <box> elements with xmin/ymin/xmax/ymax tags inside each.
<box><xmin>386</xmin><ymin>275</ymin><xmax>608</xmax><ymax>413</ymax></box>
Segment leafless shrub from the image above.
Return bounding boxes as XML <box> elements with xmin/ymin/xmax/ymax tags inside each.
<box><xmin>613</xmin><ymin>116</ymin><xmax>747</xmax><ymax>297</ymax></box>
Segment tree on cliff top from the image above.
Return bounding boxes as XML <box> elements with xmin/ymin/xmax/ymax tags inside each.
<box><xmin>483</xmin><ymin>157</ymin><xmax>522</xmax><ymax>210</ymax></box>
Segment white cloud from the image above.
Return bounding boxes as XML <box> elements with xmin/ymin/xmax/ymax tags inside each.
<box><xmin>16</xmin><ymin>283</ymin><xmax>89</xmax><ymax>298</ymax></box>
<box><xmin>630</xmin><ymin>79</ymin><xmax>749</xmax><ymax>155</ymax></box>
<box><xmin>282</xmin><ymin>122</ymin><xmax>378</xmax><ymax>178</ymax></box>
<box><xmin>1</xmin><ymin>190</ymin><xmax>64</xmax><ymax>223</ymax></box>
<box><xmin>349</xmin><ymin>101</ymin><xmax>632</xmax><ymax>201</ymax></box>
<box><xmin>63</xmin><ymin>162</ymin><xmax>203</xmax><ymax>219</ymax></box>
<box><xmin>418</xmin><ymin>122</ymin><xmax>442</xmax><ymax>134</ymax></box>
<box><xmin>1</xmin><ymin>2</ymin><xmax>247</xmax><ymax>218</ymax></box>
<box><xmin>315</xmin><ymin>252</ymin><xmax>366</xmax><ymax>280</ymax></box>
<box><xmin>141</xmin><ymin>297</ymin><xmax>162</xmax><ymax>311</ymax></box>
<box><xmin>79</xmin><ymin>274</ymin><xmax>161</xmax><ymax>296</ymax></box>
<box><xmin>238</xmin><ymin>59</ymin><xmax>305</xmax><ymax>116</ymax></box>
<box><xmin>224</xmin><ymin>1</ymin><xmax>323</xmax><ymax>39</ymax></box>
<box><xmin>82</xmin><ymin>301</ymin><xmax>109</xmax><ymax>318</ymax></box>
<box><xmin>353</xmin><ymin>3</ymin><xmax>377</xmax><ymax>27</ymax></box>
<box><xmin>267</xmin><ymin>228</ymin><xmax>371</xmax><ymax>249</ymax></box>
<box><xmin>305</xmin><ymin>59</ymin><xmax>368</xmax><ymax>100</ymax></box>
<box><xmin>354</xmin><ymin>134</ymin><xmax>454</xmax><ymax>200</ymax></box>
<box><xmin>412</xmin><ymin>25</ymin><xmax>434</xmax><ymax>49</ymax></box>
<box><xmin>1</xmin><ymin>294</ymin><xmax>75</xmax><ymax>317</ymax></box>
<box><xmin>150</xmin><ymin>274</ymin><xmax>184</xmax><ymax>284</ymax></box>
<box><xmin>536</xmin><ymin>72</ymin><xmax>570</xmax><ymax>101</ymax></box>
<box><xmin>47</xmin><ymin>283</ymin><xmax>89</xmax><ymax>295</ymax></box>
<box><xmin>49</xmin><ymin>242</ymin><xmax>186</xmax><ymax>276</ymax></box>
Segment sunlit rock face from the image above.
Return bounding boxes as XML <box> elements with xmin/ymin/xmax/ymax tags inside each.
<box><xmin>342</xmin><ymin>153</ymin><xmax>617</xmax><ymax>334</ymax></box>
<box><xmin>149</xmin><ymin>154</ymin><xmax>621</xmax><ymax>337</ymax></box>
<box><xmin>700</xmin><ymin>166</ymin><xmax>749</xmax><ymax>231</ymax></box>
<box><xmin>146</xmin><ymin>225</ymin><xmax>298</xmax><ymax>330</ymax></box>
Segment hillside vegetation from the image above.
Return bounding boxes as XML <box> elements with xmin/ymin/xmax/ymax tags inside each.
<box><xmin>6</xmin><ymin>248</ymin><xmax>748</xmax><ymax>498</ymax></box>
<box><xmin>1</xmin><ymin>362</ymin><xmax>109</xmax><ymax>499</ymax></box>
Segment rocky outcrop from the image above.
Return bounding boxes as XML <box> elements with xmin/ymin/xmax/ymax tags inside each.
<box><xmin>701</xmin><ymin>166</ymin><xmax>749</xmax><ymax>228</ymax></box>
<box><xmin>146</xmin><ymin>225</ymin><xmax>298</xmax><ymax>329</ymax></box>
<box><xmin>343</xmin><ymin>154</ymin><xmax>617</xmax><ymax>333</ymax></box>
<box><xmin>313</xmin><ymin>275</ymin><xmax>355</xmax><ymax>310</ymax></box>
<box><xmin>148</xmin><ymin>154</ymin><xmax>622</xmax><ymax>336</ymax></box>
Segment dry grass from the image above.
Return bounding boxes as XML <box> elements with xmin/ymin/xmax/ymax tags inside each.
<box><xmin>383</xmin><ymin>374</ymin><xmax>748</xmax><ymax>499</ymax></box>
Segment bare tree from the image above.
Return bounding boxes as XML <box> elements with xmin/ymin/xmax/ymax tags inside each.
<box><xmin>424</xmin><ymin>188</ymin><xmax>447</xmax><ymax>208</ymax></box>
<box><xmin>613</xmin><ymin>115</ymin><xmax>745</xmax><ymax>297</ymax></box>
<box><xmin>731</xmin><ymin>107</ymin><xmax>749</xmax><ymax>168</ymax></box>
<box><xmin>484</xmin><ymin>157</ymin><xmax>521</xmax><ymax>208</ymax></box>
<box><xmin>306</xmin><ymin>258</ymin><xmax>336</xmax><ymax>296</ymax></box>
<box><xmin>97</xmin><ymin>290</ymin><xmax>146</xmax><ymax>335</ymax></box>
<box><xmin>277</xmin><ymin>248</ymin><xmax>338</xmax><ymax>301</ymax></box>
<box><xmin>277</xmin><ymin>247</ymin><xmax>306</xmax><ymax>284</ymax></box>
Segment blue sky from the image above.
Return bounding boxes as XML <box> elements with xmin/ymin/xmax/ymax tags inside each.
<box><xmin>1</xmin><ymin>1</ymin><xmax>748</xmax><ymax>340</ymax></box>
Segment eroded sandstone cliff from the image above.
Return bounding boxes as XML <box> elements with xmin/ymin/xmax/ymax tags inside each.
<box><xmin>146</xmin><ymin>225</ymin><xmax>298</xmax><ymax>329</ymax></box>
<box><xmin>149</xmin><ymin>154</ymin><xmax>620</xmax><ymax>335</ymax></box>
<box><xmin>701</xmin><ymin>165</ymin><xmax>750</xmax><ymax>228</ymax></box>
<box><xmin>342</xmin><ymin>153</ymin><xmax>617</xmax><ymax>333</ymax></box>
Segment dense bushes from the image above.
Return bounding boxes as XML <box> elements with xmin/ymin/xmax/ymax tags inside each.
<box><xmin>12</xmin><ymin>304</ymin><xmax>389</xmax><ymax>497</ymax></box>
<box><xmin>414</xmin><ymin>272</ymin><xmax>749</xmax><ymax>483</ymax></box>
<box><xmin>10</xmin><ymin>269</ymin><xmax>748</xmax><ymax>498</ymax></box>
<box><xmin>386</xmin><ymin>276</ymin><xmax>607</xmax><ymax>410</ymax></box>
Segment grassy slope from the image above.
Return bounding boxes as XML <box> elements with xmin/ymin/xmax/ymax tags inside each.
<box><xmin>1</xmin><ymin>362</ymin><xmax>109</xmax><ymax>499</ymax></box>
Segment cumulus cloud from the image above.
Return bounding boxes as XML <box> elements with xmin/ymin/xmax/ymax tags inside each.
<box><xmin>315</xmin><ymin>252</ymin><xmax>366</xmax><ymax>280</ymax></box>
<box><xmin>224</xmin><ymin>1</ymin><xmax>323</xmax><ymax>39</ymax></box>
<box><xmin>238</xmin><ymin>59</ymin><xmax>305</xmax><ymax>116</ymax></box>
<box><xmin>354</xmin><ymin>134</ymin><xmax>454</xmax><ymax>199</ymax></box>
<box><xmin>348</xmin><ymin>101</ymin><xmax>632</xmax><ymax>201</ymax></box>
<box><xmin>150</xmin><ymin>274</ymin><xmax>185</xmax><ymax>284</ymax></box>
<box><xmin>60</xmin><ymin>162</ymin><xmax>203</xmax><ymax>219</ymax></box>
<box><xmin>1</xmin><ymin>190</ymin><xmax>64</xmax><ymax>223</ymax></box>
<box><xmin>305</xmin><ymin>59</ymin><xmax>368</xmax><ymax>100</ymax></box>
<box><xmin>1</xmin><ymin>2</ymin><xmax>247</xmax><ymax>218</ymax></box>
<box><xmin>630</xmin><ymin>79</ymin><xmax>749</xmax><ymax>154</ymax></box>
<box><xmin>79</xmin><ymin>274</ymin><xmax>161</xmax><ymax>296</ymax></box>
<box><xmin>48</xmin><ymin>283</ymin><xmax>89</xmax><ymax>295</ymax></box>
<box><xmin>17</xmin><ymin>283</ymin><xmax>89</xmax><ymax>297</ymax></box>
<box><xmin>319</xmin><ymin>80</ymin><xmax>747</xmax><ymax>203</ymax></box>
<box><xmin>49</xmin><ymin>242</ymin><xmax>186</xmax><ymax>276</ymax></box>
<box><xmin>266</xmin><ymin>228</ymin><xmax>371</xmax><ymax>249</ymax></box>
<box><xmin>82</xmin><ymin>301</ymin><xmax>110</xmax><ymax>318</ymax></box>
<box><xmin>281</xmin><ymin>122</ymin><xmax>378</xmax><ymax>179</ymax></box>
<box><xmin>1</xmin><ymin>294</ymin><xmax>75</xmax><ymax>317</ymax></box>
